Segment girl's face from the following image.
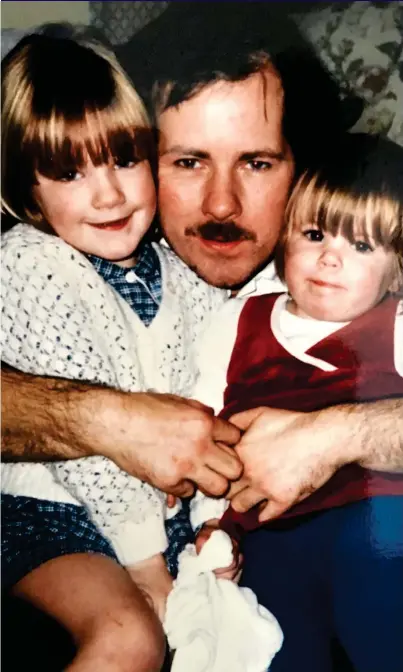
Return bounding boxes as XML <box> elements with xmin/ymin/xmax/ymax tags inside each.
<box><xmin>284</xmin><ymin>223</ymin><xmax>399</xmax><ymax>322</ymax></box>
<box><xmin>33</xmin><ymin>156</ymin><xmax>156</xmax><ymax>267</ymax></box>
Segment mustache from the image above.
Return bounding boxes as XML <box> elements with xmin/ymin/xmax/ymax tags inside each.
<box><xmin>185</xmin><ymin>221</ymin><xmax>256</xmax><ymax>243</ymax></box>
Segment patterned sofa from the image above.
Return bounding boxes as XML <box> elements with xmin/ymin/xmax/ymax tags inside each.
<box><xmin>294</xmin><ymin>1</ymin><xmax>403</xmax><ymax>146</ymax></box>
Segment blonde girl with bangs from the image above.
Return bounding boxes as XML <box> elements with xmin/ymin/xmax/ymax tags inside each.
<box><xmin>1</xmin><ymin>33</ymin><xmax>228</xmax><ymax>671</ymax></box>
<box><xmin>188</xmin><ymin>134</ymin><xmax>403</xmax><ymax>668</ymax></box>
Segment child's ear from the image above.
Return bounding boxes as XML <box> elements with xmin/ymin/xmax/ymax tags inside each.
<box><xmin>388</xmin><ymin>268</ymin><xmax>403</xmax><ymax>294</ymax></box>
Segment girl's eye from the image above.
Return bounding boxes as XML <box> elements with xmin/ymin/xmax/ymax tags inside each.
<box><xmin>114</xmin><ymin>159</ymin><xmax>138</xmax><ymax>170</ymax></box>
<box><xmin>303</xmin><ymin>228</ymin><xmax>324</xmax><ymax>242</ymax></box>
<box><xmin>353</xmin><ymin>240</ymin><xmax>374</xmax><ymax>253</ymax></box>
<box><xmin>59</xmin><ymin>171</ymin><xmax>82</xmax><ymax>182</ymax></box>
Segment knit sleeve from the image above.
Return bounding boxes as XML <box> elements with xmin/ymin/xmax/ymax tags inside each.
<box><xmin>1</xmin><ymin>225</ymin><xmax>169</xmax><ymax>565</ymax></box>
<box><xmin>1</xmin><ymin>225</ymin><xmax>115</xmax><ymax>383</ymax></box>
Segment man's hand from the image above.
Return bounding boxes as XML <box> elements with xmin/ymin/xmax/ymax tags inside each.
<box><xmin>227</xmin><ymin>406</ymin><xmax>350</xmax><ymax>522</ymax></box>
<box><xmin>1</xmin><ymin>366</ymin><xmax>242</xmax><ymax>499</ymax></box>
<box><xmin>88</xmin><ymin>390</ymin><xmax>242</xmax><ymax>499</ymax></box>
<box><xmin>195</xmin><ymin>519</ymin><xmax>243</xmax><ymax>581</ymax></box>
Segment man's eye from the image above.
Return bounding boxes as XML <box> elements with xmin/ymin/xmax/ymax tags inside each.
<box><xmin>247</xmin><ymin>160</ymin><xmax>273</xmax><ymax>171</ymax></box>
<box><xmin>59</xmin><ymin>171</ymin><xmax>82</xmax><ymax>182</ymax></box>
<box><xmin>353</xmin><ymin>240</ymin><xmax>373</xmax><ymax>253</ymax></box>
<box><xmin>174</xmin><ymin>158</ymin><xmax>200</xmax><ymax>169</ymax></box>
<box><xmin>303</xmin><ymin>229</ymin><xmax>324</xmax><ymax>242</ymax></box>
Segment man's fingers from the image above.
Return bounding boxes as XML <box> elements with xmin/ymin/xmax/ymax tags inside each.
<box><xmin>257</xmin><ymin>499</ymin><xmax>290</xmax><ymax>523</ymax></box>
<box><xmin>194</xmin><ymin>466</ymin><xmax>231</xmax><ymax>498</ymax></box>
<box><xmin>226</xmin><ymin>475</ymin><xmax>250</xmax><ymax>499</ymax></box>
<box><xmin>212</xmin><ymin>416</ymin><xmax>242</xmax><ymax>446</ymax></box>
<box><xmin>206</xmin><ymin>441</ymin><xmax>243</xmax><ymax>481</ymax></box>
<box><xmin>230</xmin><ymin>486</ymin><xmax>266</xmax><ymax>513</ymax></box>
<box><xmin>167</xmin><ymin>480</ymin><xmax>195</xmax><ymax>498</ymax></box>
<box><xmin>229</xmin><ymin>407</ymin><xmax>266</xmax><ymax>432</ymax></box>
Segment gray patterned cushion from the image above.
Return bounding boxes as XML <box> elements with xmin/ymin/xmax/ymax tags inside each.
<box><xmin>294</xmin><ymin>1</ymin><xmax>403</xmax><ymax>146</ymax></box>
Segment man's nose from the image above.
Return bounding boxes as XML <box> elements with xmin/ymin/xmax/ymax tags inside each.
<box><xmin>91</xmin><ymin>170</ymin><xmax>126</xmax><ymax>210</ymax></box>
<box><xmin>201</xmin><ymin>169</ymin><xmax>242</xmax><ymax>221</ymax></box>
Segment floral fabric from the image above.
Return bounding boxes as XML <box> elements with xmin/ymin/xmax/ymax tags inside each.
<box><xmin>294</xmin><ymin>1</ymin><xmax>403</xmax><ymax>146</ymax></box>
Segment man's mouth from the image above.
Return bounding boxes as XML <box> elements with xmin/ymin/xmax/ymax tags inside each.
<box><xmin>88</xmin><ymin>216</ymin><xmax>131</xmax><ymax>231</ymax></box>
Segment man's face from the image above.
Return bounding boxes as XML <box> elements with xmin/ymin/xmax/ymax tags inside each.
<box><xmin>158</xmin><ymin>68</ymin><xmax>295</xmax><ymax>288</ymax></box>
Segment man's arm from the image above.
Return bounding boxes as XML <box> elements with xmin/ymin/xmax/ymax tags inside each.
<box><xmin>226</xmin><ymin>398</ymin><xmax>403</xmax><ymax>521</ymax></box>
<box><xmin>1</xmin><ymin>363</ymin><xmax>242</xmax><ymax>497</ymax></box>
<box><xmin>1</xmin><ymin>363</ymin><xmax>98</xmax><ymax>461</ymax></box>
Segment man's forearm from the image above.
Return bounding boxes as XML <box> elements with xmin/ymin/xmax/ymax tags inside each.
<box><xmin>1</xmin><ymin>363</ymin><xmax>100</xmax><ymax>461</ymax></box>
<box><xmin>1</xmin><ymin>363</ymin><xmax>242</xmax><ymax>496</ymax></box>
<box><xmin>325</xmin><ymin>397</ymin><xmax>403</xmax><ymax>472</ymax></box>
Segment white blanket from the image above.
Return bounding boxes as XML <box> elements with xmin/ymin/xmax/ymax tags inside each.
<box><xmin>164</xmin><ymin>530</ymin><xmax>283</xmax><ymax>672</ymax></box>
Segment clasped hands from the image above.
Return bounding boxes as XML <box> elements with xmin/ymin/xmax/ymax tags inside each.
<box><xmin>193</xmin><ymin>404</ymin><xmax>344</xmax><ymax>579</ymax></box>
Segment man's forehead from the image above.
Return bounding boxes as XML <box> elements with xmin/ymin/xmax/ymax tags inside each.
<box><xmin>160</xmin><ymin>65</ymin><xmax>282</xmax><ymax>115</ymax></box>
<box><xmin>158</xmin><ymin>68</ymin><xmax>285</xmax><ymax>150</ymax></box>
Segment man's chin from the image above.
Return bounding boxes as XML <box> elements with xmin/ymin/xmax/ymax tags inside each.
<box><xmin>187</xmin><ymin>258</ymin><xmax>254</xmax><ymax>290</ymax></box>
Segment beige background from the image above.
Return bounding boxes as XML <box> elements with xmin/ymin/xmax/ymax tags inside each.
<box><xmin>1</xmin><ymin>1</ymin><xmax>90</xmax><ymax>29</ymax></box>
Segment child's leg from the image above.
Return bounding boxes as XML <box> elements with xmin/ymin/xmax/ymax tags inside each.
<box><xmin>127</xmin><ymin>553</ymin><xmax>173</xmax><ymax>622</ymax></box>
<box><xmin>13</xmin><ymin>553</ymin><xmax>166</xmax><ymax>672</ymax></box>
<box><xmin>331</xmin><ymin>496</ymin><xmax>403</xmax><ymax>672</ymax></box>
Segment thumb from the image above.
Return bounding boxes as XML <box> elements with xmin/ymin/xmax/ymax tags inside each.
<box><xmin>229</xmin><ymin>406</ymin><xmax>267</xmax><ymax>431</ymax></box>
<box><xmin>258</xmin><ymin>499</ymin><xmax>289</xmax><ymax>523</ymax></box>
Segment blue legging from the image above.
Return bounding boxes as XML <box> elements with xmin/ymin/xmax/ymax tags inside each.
<box><xmin>239</xmin><ymin>497</ymin><xmax>403</xmax><ymax>672</ymax></box>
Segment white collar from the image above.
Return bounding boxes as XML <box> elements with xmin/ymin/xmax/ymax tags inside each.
<box><xmin>236</xmin><ymin>261</ymin><xmax>286</xmax><ymax>298</ymax></box>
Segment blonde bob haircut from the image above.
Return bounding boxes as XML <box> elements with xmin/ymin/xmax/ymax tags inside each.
<box><xmin>276</xmin><ymin>133</ymin><xmax>403</xmax><ymax>288</ymax></box>
<box><xmin>2</xmin><ymin>34</ymin><xmax>154</xmax><ymax>224</ymax></box>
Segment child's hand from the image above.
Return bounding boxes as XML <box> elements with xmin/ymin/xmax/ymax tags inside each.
<box><xmin>167</xmin><ymin>494</ymin><xmax>177</xmax><ymax>508</ymax></box>
<box><xmin>195</xmin><ymin>519</ymin><xmax>243</xmax><ymax>582</ymax></box>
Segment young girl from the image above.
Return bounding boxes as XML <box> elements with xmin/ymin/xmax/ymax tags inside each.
<box><xmin>1</xmin><ymin>33</ymin><xmax>228</xmax><ymax>671</ymax></box>
<box><xmin>191</xmin><ymin>132</ymin><xmax>403</xmax><ymax>672</ymax></box>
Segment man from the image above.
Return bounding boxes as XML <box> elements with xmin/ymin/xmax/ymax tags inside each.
<box><xmin>2</xmin><ymin>4</ymin><xmax>402</xmax><ymax>671</ymax></box>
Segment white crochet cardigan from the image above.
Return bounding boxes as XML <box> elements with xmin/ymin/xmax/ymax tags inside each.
<box><xmin>1</xmin><ymin>224</ymin><xmax>226</xmax><ymax>564</ymax></box>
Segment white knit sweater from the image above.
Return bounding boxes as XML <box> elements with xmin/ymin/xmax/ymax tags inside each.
<box><xmin>1</xmin><ymin>224</ymin><xmax>226</xmax><ymax>564</ymax></box>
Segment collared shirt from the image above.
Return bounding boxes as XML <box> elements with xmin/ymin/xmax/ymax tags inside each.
<box><xmin>87</xmin><ymin>243</ymin><xmax>162</xmax><ymax>326</ymax></box>
<box><xmin>236</xmin><ymin>260</ymin><xmax>286</xmax><ymax>299</ymax></box>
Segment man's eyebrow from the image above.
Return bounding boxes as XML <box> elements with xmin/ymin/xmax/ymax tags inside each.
<box><xmin>159</xmin><ymin>147</ymin><xmax>286</xmax><ymax>160</ymax></box>
<box><xmin>159</xmin><ymin>146</ymin><xmax>210</xmax><ymax>158</ymax></box>
<box><xmin>240</xmin><ymin>150</ymin><xmax>285</xmax><ymax>161</ymax></box>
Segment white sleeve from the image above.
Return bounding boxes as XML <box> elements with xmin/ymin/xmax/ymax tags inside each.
<box><xmin>191</xmin><ymin>298</ymin><xmax>248</xmax><ymax>413</ymax></box>
<box><xmin>1</xmin><ymin>225</ymin><xmax>168</xmax><ymax>565</ymax></box>
<box><xmin>394</xmin><ymin>299</ymin><xmax>403</xmax><ymax>376</ymax></box>
<box><xmin>189</xmin><ymin>298</ymin><xmax>248</xmax><ymax>530</ymax></box>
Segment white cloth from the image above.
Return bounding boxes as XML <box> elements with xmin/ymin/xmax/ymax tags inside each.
<box><xmin>164</xmin><ymin>530</ymin><xmax>283</xmax><ymax>672</ymax></box>
<box><xmin>1</xmin><ymin>224</ymin><xmax>226</xmax><ymax>565</ymax></box>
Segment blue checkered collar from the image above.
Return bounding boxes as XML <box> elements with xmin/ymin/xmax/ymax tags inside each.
<box><xmin>86</xmin><ymin>242</ymin><xmax>159</xmax><ymax>282</ymax></box>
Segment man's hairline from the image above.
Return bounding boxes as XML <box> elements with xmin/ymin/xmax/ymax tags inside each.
<box><xmin>153</xmin><ymin>60</ymin><xmax>283</xmax><ymax>127</ymax></box>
